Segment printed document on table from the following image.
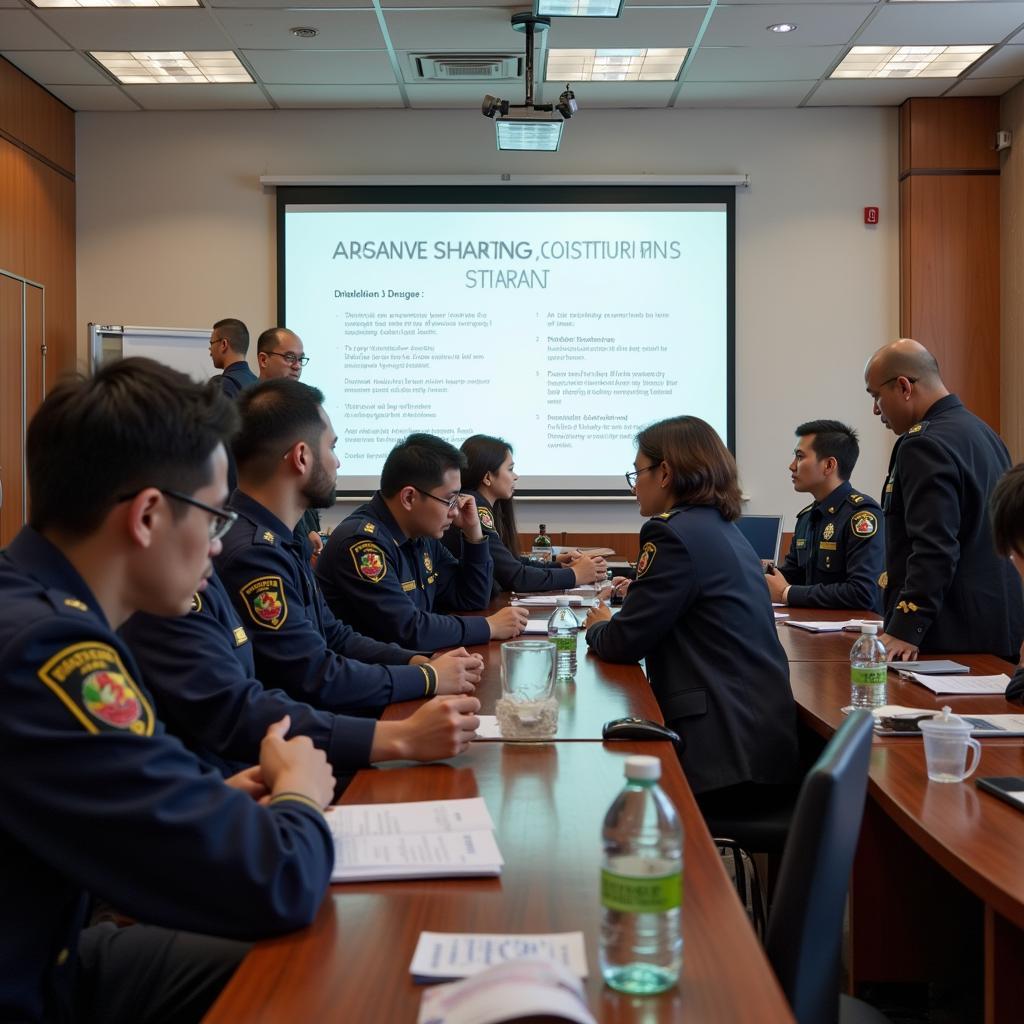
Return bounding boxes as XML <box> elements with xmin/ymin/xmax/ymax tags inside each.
<box><xmin>904</xmin><ymin>673</ymin><xmax>1010</xmax><ymax>695</ymax></box>
<box><xmin>327</xmin><ymin>798</ymin><xmax>495</xmax><ymax>837</ymax></box>
<box><xmin>410</xmin><ymin>931</ymin><xmax>589</xmax><ymax>982</ymax></box>
<box><xmin>329</xmin><ymin>829</ymin><xmax>503</xmax><ymax>882</ymax></box>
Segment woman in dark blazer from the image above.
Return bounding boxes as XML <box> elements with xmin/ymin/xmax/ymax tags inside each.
<box><xmin>441</xmin><ymin>434</ymin><xmax>606</xmax><ymax>597</ymax></box>
<box><xmin>585</xmin><ymin>415</ymin><xmax>799</xmax><ymax>802</ymax></box>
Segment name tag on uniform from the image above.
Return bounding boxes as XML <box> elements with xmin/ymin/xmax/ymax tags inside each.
<box><xmin>401</xmin><ymin>580</ymin><xmax>417</xmax><ymax>592</ymax></box>
<box><xmin>795</xmin><ymin>539</ymin><xmax>806</xmax><ymax>549</ymax></box>
<box><xmin>233</xmin><ymin>626</ymin><xmax>248</xmax><ymax>646</ymax></box>
<box><xmin>819</xmin><ymin>541</ymin><xmax>838</xmax><ymax>551</ymax></box>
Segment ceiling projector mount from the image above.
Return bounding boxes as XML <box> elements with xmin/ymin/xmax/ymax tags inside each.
<box><xmin>482</xmin><ymin>12</ymin><xmax>578</xmax><ymax>151</ymax></box>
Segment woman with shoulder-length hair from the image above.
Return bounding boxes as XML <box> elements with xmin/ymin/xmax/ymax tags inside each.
<box><xmin>441</xmin><ymin>434</ymin><xmax>606</xmax><ymax>597</ymax></box>
<box><xmin>585</xmin><ymin>415</ymin><xmax>799</xmax><ymax>808</ymax></box>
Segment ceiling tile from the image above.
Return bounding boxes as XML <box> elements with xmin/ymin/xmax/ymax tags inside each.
<box><xmin>1</xmin><ymin>48</ymin><xmax>108</xmax><ymax>83</ymax></box>
<box><xmin>858</xmin><ymin>3</ymin><xmax>1024</xmax><ymax>46</ymax></box>
<box><xmin>243</xmin><ymin>48</ymin><xmax>394</xmax><ymax>83</ymax></box>
<box><xmin>266</xmin><ymin>82</ymin><xmax>403</xmax><ymax>105</ymax></box>
<box><xmin>216</xmin><ymin>9</ymin><xmax>383</xmax><ymax>49</ymax></box>
<box><xmin>673</xmin><ymin>78</ymin><xmax>814</xmax><ymax>105</ymax></box>
<box><xmin>534</xmin><ymin>7</ymin><xmax>708</xmax><ymax>47</ymax></box>
<box><xmin>946</xmin><ymin>74</ymin><xmax>1021</xmax><ymax>96</ymax></box>
<box><xmin>34</xmin><ymin>9</ymin><xmax>231</xmax><ymax>50</ymax></box>
<box><xmin>686</xmin><ymin>44</ymin><xmax>842</xmax><ymax>80</ymax></box>
<box><xmin>0</xmin><ymin>10</ymin><xmax>70</xmax><ymax>48</ymax></box>
<box><xmin>210</xmin><ymin>0</ymin><xmax>369</xmax><ymax>7</ymax></box>
<box><xmin>547</xmin><ymin>79</ymin><xmax>677</xmax><ymax>104</ymax></box>
<box><xmin>703</xmin><ymin>4</ymin><xmax>875</xmax><ymax>47</ymax></box>
<box><xmin>384</xmin><ymin>8</ymin><xmax>538</xmax><ymax>49</ymax></box>
<box><xmin>806</xmin><ymin>76</ymin><xmax>949</xmax><ymax>104</ymax></box>
<box><xmin>966</xmin><ymin>43</ymin><xmax>1024</xmax><ymax>77</ymax></box>
<box><xmin>123</xmin><ymin>81</ymin><xmax>271</xmax><ymax>107</ymax></box>
<box><xmin>405</xmin><ymin>80</ymin><xmax>506</xmax><ymax>106</ymax></box>
<box><xmin>380</xmin><ymin>0</ymin><xmax>521</xmax><ymax>6</ymax></box>
<box><xmin>41</xmin><ymin>82</ymin><xmax>139</xmax><ymax>109</ymax></box>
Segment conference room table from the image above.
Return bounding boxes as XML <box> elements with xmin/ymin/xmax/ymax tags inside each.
<box><xmin>205</xmin><ymin>591</ymin><xmax>796</xmax><ymax>1023</ymax></box>
<box><xmin>774</xmin><ymin>607</ymin><xmax>1024</xmax><ymax>1024</ymax></box>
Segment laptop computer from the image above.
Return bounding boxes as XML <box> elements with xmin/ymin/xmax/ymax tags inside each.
<box><xmin>735</xmin><ymin>514</ymin><xmax>784</xmax><ymax>563</ymax></box>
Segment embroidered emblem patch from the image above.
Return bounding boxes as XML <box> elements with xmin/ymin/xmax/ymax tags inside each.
<box><xmin>897</xmin><ymin>600</ymin><xmax>920</xmax><ymax>614</ymax></box>
<box><xmin>240</xmin><ymin>576</ymin><xmax>288</xmax><ymax>630</ymax></box>
<box><xmin>423</xmin><ymin>552</ymin><xmax>433</xmax><ymax>574</ymax></box>
<box><xmin>908</xmin><ymin>423</ymin><xmax>926</xmax><ymax>435</ymax></box>
<box><xmin>63</xmin><ymin>598</ymin><xmax>88</xmax><ymax>612</ymax></box>
<box><xmin>478</xmin><ymin>507</ymin><xmax>495</xmax><ymax>531</ymax></box>
<box><xmin>878</xmin><ymin>571</ymin><xmax>888</xmax><ymax>589</ymax></box>
<box><xmin>37</xmin><ymin>642</ymin><xmax>152</xmax><ymax>735</ymax></box>
<box><xmin>822</xmin><ymin>523</ymin><xmax>835</xmax><ymax>541</ymax></box>
<box><xmin>851</xmin><ymin>510</ymin><xmax>878</xmax><ymax>538</ymax></box>
<box><xmin>636</xmin><ymin>541</ymin><xmax>656</xmax><ymax>578</ymax></box>
<box><xmin>351</xmin><ymin>541</ymin><xmax>387</xmax><ymax>583</ymax></box>
<box><xmin>190</xmin><ymin>592</ymin><xmax>203</xmax><ymax>613</ymax></box>
<box><xmin>262</xmin><ymin>531</ymin><xmax>276</xmax><ymax>544</ymax></box>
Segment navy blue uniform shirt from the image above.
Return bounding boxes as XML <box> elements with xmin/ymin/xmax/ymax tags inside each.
<box><xmin>316</xmin><ymin>492</ymin><xmax>494</xmax><ymax>650</ymax></box>
<box><xmin>211</xmin><ymin>359</ymin><xmax>257</xmax><ymax>399</ymax></box>
<box><xmin>120</xmin><ymin>571</ymin><xmax>376</xmax><ymax>776</ymax></box>
<box><xmin>216</xmin><ymin>490</ymin><xmax>436</xmax><ymax>714</ymax></box>
<box><xmin>586</xmin><ymin>507</ymin><xmax>799</xmax><ymax>795</ymax></box>
<box><xmin>440</xmin><ymin>490</ymin><xmax>576</xmax><ymax>598</ymax></box>
<box><xmin>881</xmin><ymin>394</ymin><xmax>1024</xmax><ymax>659</ymax></box>
<box><xmin>0</xmin><ymin>527</ymin><xmax>333</xmax><ymax>1023</ymax></box>
<box><xmin>777</xmin><ymin>480</ymin><xmax>884</xmax><ymax>612</ymax></box>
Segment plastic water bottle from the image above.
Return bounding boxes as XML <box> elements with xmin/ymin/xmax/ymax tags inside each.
<box><xmin>547</xmin><ymin>596</ymin><xmax>578</xmax><ymax>682</ymax></box>
<box><xmin>600</xmin><ymin>755</ymin><xmax>683</xmax><ymax>994</ymax></box>
<box><xmin>850</xmin><ymin>623</ymin><xmax>887</xmax><ymax>709</ymax></box>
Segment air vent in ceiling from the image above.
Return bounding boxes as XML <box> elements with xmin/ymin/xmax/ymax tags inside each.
<box><xmin>411</xmin><ymin>54</ymin><xmax>523</xmax><ymax>82</ymax></box>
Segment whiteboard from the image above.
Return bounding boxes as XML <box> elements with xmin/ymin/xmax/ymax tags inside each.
<box><xmin>90</xmin><ymin>324</ymin><xmax>218</xmax><ymax>384</ymax></box>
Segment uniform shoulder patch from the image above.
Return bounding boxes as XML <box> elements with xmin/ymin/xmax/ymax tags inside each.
<box><xmin>478</xmin><ymin>506</ymin><xmax>496</xmax><ymax>532</ymax></box>
<box><xmin>362</xmin><ymin>522</ymin><xmax>376</xmax><ymax>535</ymax></box>
<box><xmin>907</xmin><ymin>421</ymin><xmax>929</xmax><ymax>436</ymax></box>
<box><xmin>63</xmin><ymin>598</ymin><xmax>89</xmax><ymax>612</ymax></box>
<box><xmin>259</xmin><ymin>530</ymin><xmax>276</xmax><ymax>545</ymax></box>
<box><xmin>849</xmin><ymin>493</ymin><xmax>864</xmax><ymax>504</ymax></box>
<box><xmin>239</xmin><ymin>576</ymin><xmax>288</xmax><ymax>630</ymax></box>
<box><xmin>797</xmin><ymin>503</ymin><xmax>814</xmax><ymax>517</ymax></box>
<box><xmin>350</xmin><ymin>540</ymin><xmax>387</xmax><ymax>583</ymax></box>
<box><xmin>636</xmin><ymin>541</ymin><xmax>657</xmax><ymax>577</ymax></box>
<box><xmin>37</xmin><ymin>642</ymin><xmax>153</xmax><ymax>735</ymax></box>
<box><xmin>850</xmin><ymin>510</ymin><xmax>878</xmax><ymax>538</ymax></box>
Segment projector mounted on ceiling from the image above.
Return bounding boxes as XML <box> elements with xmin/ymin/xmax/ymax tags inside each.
<box><xmin>481</xmin><ymin>12</ymin><xmax>578</xmax><ymax>152</ymax></box>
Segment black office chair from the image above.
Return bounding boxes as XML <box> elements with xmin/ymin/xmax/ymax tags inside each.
<box><xmin>764</xmin><ymin>709</ymin><xmax>890</xmax><ymax>1024</ymax></box>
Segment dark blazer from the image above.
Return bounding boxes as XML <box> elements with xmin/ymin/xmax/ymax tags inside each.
<box><xmin>441</xmin><ymin>490</ymin><xmax>577</xmax><ymax>598</ymax></box>
<box><xmin>881</xmin><ymin>394</ymin><xmax>1024</xmax><ymax>660</ymax></box>
<box><xmin>586</xmin><ymin>506</ymin><xmax>799</xmax><ymax>795</ymax></box>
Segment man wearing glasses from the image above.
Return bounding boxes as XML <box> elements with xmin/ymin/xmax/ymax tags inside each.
<box><xmin>317</xmin><ymin>433</ymin><xmax>530</xmax><ymax>650</ymax></box>
<box><xmin>864</xmin><ymin>338</ymin><xmax>1023</xmax><ymax>660</ymax></box>
<box><xmin>208</xmin><ymin>317</ymin><xmax>257</xmax><ymax>397</ymax></box>
<box><xmin>0</xmin><ymin>358</ymin><xmax>336</xmax><ymax>1023</ymax></box>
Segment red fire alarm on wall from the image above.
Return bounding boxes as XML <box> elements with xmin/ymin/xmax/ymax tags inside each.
<box><xmin>864</xmin><ymin>207</ymin><xmax>879</xmax><ymax>225</ymax></box>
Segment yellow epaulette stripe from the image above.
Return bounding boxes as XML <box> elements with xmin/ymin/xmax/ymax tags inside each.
<box><xmin>269</xmin><ymin>792</ymin><xmax>325</xmax><ymax>815</ymax></box>
<box><xmin>419</xmin><ymin>664</ymin><xmax>437</xmax><ymax>697</ymax></box>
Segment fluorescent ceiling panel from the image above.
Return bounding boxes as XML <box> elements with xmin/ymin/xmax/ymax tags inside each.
<box><xmin>546</xmin><ymin>47</ymin><xmax>686</xmax><ymax>82</ymax></box>
<box><xmin>495</xmin><ymin>118</ymin><xmax>563</xmax><ymax>151</ymax></box>
<box><xmin>30</xmin><ymin>0</ymin><xmax>196</xmax><ymax>6</ymax></box>
<box><xmin>535</xmin><ymin>0</ymin><xmax>624</xmax><ymax>17</ymax></box>
<box><xmin>831</xmin><ymin>44</ymin><xmax>992</xmax><ymax>78</ymax></box>
<box><xmin>90</xmin><ymin>50</ymin><xmax>252</xmax><ymax>83</ymax></box>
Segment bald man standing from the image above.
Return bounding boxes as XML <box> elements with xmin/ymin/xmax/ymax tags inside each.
<box><xmin>864</xmin><ymin>339</ymin><xmax>1023</xmax><ymax>660</ymax></box>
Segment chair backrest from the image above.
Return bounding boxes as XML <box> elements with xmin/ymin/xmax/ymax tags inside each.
<box><xmin>764</xmin><ymin>710</ymin><xmax>874</xmax><ymax>1024</ymax></box>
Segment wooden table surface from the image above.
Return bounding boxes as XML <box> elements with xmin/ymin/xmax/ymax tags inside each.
<box><xmin>205</xmin><ymin>741</ymin><xmax>794</xmax><ymax>1024</ymax></box>
<box><xmin>383</xmin><ymin>632</ymin><xmax>664</xmax><ymax>741</ymax></box>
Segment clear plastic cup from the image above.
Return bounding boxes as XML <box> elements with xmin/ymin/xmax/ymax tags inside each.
<box><xmin>496</xmin><ymin>640</ymin><xmax>558</xmax><ymax>740</ymax></box>
<box><xmin>918</xmin><ymin>706</ymin><xmax>981</xmax><ymax>783</ymax></box>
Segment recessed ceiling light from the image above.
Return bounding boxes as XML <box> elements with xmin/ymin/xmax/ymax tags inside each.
<box><xmin>831</xmin><ymin>45</ymin><xmax>992</xmax><ymax>79</ymax></box>
<box><xmin>535</xmin><ymin>0</ymin><xmax>624</xmax><ymax>16</ymax></box>
<box><xmin>90</xmin><ymin>51</ymin><xmax>253</xmax><ymax>85</ymax></box>
<box><xmin>767</xmin><ymin>23</ymin><xmax>797</xmax><ymax>33</ymax></box>
<box><xmin>290</xmin><ymin>26</ymin><xmax>319</xmax><ymax>38</ymax></box>
<box><xmin>546</xmin><ymin>48</ymin><xmax>687</xmax><ymax>82</ymax></box>
<box><xmin>29</xmin><ymin>0</ymin><xmax>197</xmax><ymax>6</ymax></box>
<box><xmin>496</xmin><ymin>118</ymin><xmax>563</xmax><ymax>152</ymax></box>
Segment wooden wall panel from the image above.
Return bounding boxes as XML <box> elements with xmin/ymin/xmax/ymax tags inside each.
<box><xmin>0</xmin><ymin>57</ymin><xmax>75</xmax><ymax>177</ymax></box>
<box><xmin>900</xmin><ymin>98</ymin><xmax>1001</xmax><ymax>432</ymax></box>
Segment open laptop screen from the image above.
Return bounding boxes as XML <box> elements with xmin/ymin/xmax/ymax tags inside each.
<box><xmin>735</xmin><ymin>515</ymin><xmax>783</xmax><ymax>562</ymax></box>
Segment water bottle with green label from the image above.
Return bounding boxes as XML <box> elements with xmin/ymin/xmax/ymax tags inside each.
<box><xmin>850</xmin><ymin>622</ymin><xmax>887</xmax><ymax>709</ymax></box>
<box><xmin>547</xmin><ymin>595</ymin><xmax>577</xmax><ymax>683</ymax></box>
<box><xmin>600</xmin><ymin>755</ymin><xmax>683</xmax><ymax>994</ymax></box>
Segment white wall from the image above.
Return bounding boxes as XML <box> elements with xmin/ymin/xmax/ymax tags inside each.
<box><xmin>76</xmin><ymin>106</ymin><xmax>899</xmax><ymax>533</ymax></box>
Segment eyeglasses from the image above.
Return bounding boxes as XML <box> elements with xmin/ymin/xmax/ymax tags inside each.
<box><xmin>269</xmin><ymin>351</ymin><xmax>309</xmax><ymax>367</ymax></box>
<box><xmin>869</xmin><ymin>375</ymin><xmax>918</xmax><ymax>399</ymax></box>
<box><xmin>116</xmin><ymin>487</ymin><xmax>238</xmax><ymax>542</ymax></box>
<box><xmin>413</xmin><ymin>486</ymin><xmax>462</xmax><ymax>513</ymax></box>
<box><xmin>625</xmin><ymin>464</ymin><xmax>658</xmax><ymax>488</ymax></box>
